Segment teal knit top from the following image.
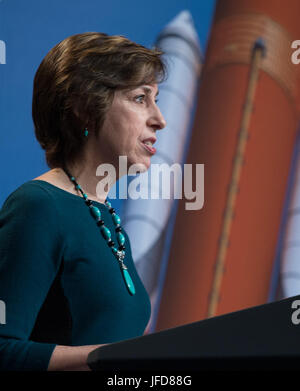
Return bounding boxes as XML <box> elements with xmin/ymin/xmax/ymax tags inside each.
<box><xmin>0</xmin><ymin>180</ymin><xmax>151</xmax><ymax>371</ymax></box>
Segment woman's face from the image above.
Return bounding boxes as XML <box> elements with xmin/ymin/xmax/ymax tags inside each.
<box><xmin>95</xmin><ymin>83</ymin><xmax>166</xmax><ymax>172</ymax></box>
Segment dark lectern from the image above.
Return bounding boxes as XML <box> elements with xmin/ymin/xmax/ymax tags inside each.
<box><xmin>87</xmin><ymin>295</ymin><xmax>300</xmax><ymax>370</ymax></box>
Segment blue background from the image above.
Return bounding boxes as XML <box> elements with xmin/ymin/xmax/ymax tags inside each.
<box><xmin>0</xmin><ymin>0</ymin><xmax>216</xmax><ymax>208</ymax></box>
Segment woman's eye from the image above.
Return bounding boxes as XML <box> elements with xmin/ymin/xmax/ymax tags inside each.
<box><xmin>134</xmin><ymin>94</ymin><xmax>159</xmax><ymax>105</ymax></box>
<box><xmin>135</xmin><ymin>95</ymin><xmax>145</xmax><ymax>103</ymax></box>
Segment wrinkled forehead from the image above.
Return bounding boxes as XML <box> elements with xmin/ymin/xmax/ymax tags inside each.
<box><xmin>122</xmin><ymin>84</ymin><xmax>159</xmax><ymax>96</ymax></box>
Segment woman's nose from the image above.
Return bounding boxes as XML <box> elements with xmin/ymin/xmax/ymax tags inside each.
<box><xmin>148</xmin><ymin>105</ymin><xmax>167</xmax><ymax>131</ymax></box>
<box><xmin>158</xmin><ymin>110</ymin><xmax>167</xmax><ymax>130</ymax></box>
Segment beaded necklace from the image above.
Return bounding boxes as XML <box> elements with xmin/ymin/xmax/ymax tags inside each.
<box><xmin>63</xmin><ymin>168</ymin><xmax>135</xmax><ymax>296</ymax></box>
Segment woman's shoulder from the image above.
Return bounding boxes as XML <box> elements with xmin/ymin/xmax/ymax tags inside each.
<box><xmin>1</xmin><ymin>180</ymin><xmax>56</xmax><ymax>212</ymax></box>
<box><xmin>0</xmin><ymin>180</ymin><xmax>65</xmax><ymax>241</ymax></box>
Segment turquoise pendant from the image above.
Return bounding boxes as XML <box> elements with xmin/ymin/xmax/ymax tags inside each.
<box><xmin>121</xmin><ymin>268</ymin><xmax>136</xmax><ymax>295</ymax></box>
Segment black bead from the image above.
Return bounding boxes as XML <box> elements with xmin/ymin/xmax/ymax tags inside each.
<box><xmin>115</xmin><ymin>226</ymin><xmax>122</xmax><ymax>232</ymax></box>
<box><xmin>85</xmin><ymin>199</ymin><xmax>93</xmax><ymax>206</ymax></box>
<box><xmin>109</xmin><ymin>208</ymin><xmax>115</xmax><ymax>214</ymax></box>
<box><xmin>97</xmin><ymin>220</ymin><xmax>105</xmax><ymax>226</ymax></box>
<box><xmin>108</xmin><ymin>241</ymin><xmax>115</xmax><ymax>247</ymax></box>
<box><xmin>118</xmin><ymin>244</ymin><xmax>125</xmax><ymax>251</ymax></box>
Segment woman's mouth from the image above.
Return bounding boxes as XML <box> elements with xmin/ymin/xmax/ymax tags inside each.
<box><xmin>141</xmin><ymin>139</ymin><xmax>156</xmax><ymax>155</ymax></box>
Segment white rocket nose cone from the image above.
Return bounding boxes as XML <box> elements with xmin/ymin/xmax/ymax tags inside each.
<box><xmin>159</xmin><ymin>10</ymin><xmax>202</xmax><ymax>57</ymax></box>
<box><xmin>168</xmin><ymin>10</ymin><xmax>194</xmax><ymax>28</ymax></box>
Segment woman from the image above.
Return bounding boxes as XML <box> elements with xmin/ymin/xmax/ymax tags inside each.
<box><xmin>0</xmin><ymin>32</ymin><xmax>166</xmax><ymax>371</ymax></box>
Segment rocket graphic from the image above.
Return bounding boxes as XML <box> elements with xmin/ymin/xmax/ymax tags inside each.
<box><xmin>121</xmin><ymin>10</ymin><xmax>202</xmax><ymax>331</ymax></box>
<box><xmin>269</xmin><ymin>131</ymin><xmax>300</xmax><ymax>300</ymax></box>
<box><xmin>155</xmin><ymin>0</ymin><xmax>300</xmax><ymax>332</ymax></box>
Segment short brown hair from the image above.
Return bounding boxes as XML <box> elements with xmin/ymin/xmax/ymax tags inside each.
<box><xmin>32</xmin><ymin>32</ymin><xmax>166</xmax><ymax>168</ymax></box>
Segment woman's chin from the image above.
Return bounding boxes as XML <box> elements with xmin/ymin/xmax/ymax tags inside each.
<box><xmin>128</xmin><ymin>159</ymin><xmax>151</xmax><ymax>175</ymax></box>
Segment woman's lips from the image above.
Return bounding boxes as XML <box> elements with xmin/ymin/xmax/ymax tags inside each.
<box><xmin>140</xmin><ymin>141</ymin><xmax>156</xmax><ymax>155</ymax></box>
